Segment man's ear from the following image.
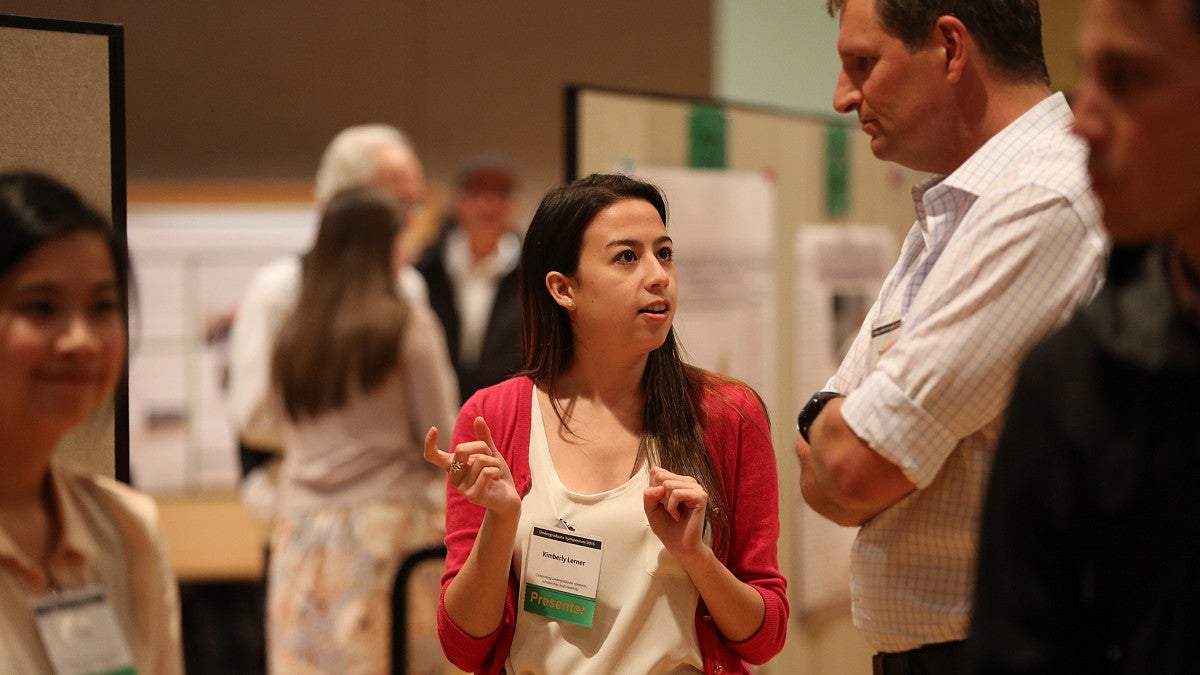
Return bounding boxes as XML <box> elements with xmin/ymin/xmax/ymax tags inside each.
<box><xmin>935</xmin><ymin>15</ymin><xmax>970</xmax><ymax>83</ymax></box>
<box><xmin>545</xmin><ymin>271</ymin><xmax>576</xmax><ymax>310</ymax></box>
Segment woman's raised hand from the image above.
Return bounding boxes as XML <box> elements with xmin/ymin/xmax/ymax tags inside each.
<box><xmin>425</xmin><ymin>417</ymin><xmax>520</xmax><ymax>516</ymax></box>
<box><xmin>643</xmin><ymin>466</ymin><xmax>710</xmax><ymax>560</ymax></box>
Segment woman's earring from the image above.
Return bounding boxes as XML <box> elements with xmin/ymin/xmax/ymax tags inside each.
<box><xmin>565</xmin><ymin>298</ymin><xmax>575</xmax><ymax>309</ymax></box>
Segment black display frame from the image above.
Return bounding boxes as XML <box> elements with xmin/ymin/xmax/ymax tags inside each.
<box><xmin>1</xmin><ymin>13</ymin><xmax>128</xmax><ymax>482</ymax></box>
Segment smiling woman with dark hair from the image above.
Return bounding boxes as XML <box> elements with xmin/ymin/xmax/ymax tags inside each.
<box><xmin>0</xmin><ymin>170</ymin><xmax>183</xmax><ymax>674</ymax></box>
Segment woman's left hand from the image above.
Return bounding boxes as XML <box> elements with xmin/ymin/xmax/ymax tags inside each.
<box><xmin>643</xmin><ymin>466</ymin><xmax>709</xmax><ymax>559</ymax></box>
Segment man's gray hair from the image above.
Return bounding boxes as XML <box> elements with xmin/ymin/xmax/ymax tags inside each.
<box><xmin>313</xmin><ymin>124</ymin><xmax>414</xmax><ymax>208</ymax></box>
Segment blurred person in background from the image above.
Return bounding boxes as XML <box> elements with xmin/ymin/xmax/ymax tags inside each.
<box><xmin>228</xmin><ymin>123</ymin><xmax>431</xmax><ymax>526</ymax></box>
<box><xmin>266</xmin><ymin>186</ymin><xmax>458</xmax><ymax>674</ymax></box>
<box><xmin>415</xmin><ymin>154</ymin><xmax>523</xmax><ymax>403</ymax></box>
<box><xmin>227</xmin><ymin>122</ymin><xmax>443</xmax><ymax>673</ymax></box>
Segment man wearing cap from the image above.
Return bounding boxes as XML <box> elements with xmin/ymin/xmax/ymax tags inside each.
<box><xmin>415</xmin><ymin>155</ymin><xmax>523</xmax><ymax>402</ymax></box>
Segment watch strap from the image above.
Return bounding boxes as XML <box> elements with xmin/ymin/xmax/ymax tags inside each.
<box><xmin>797</xmin><ymin>390</ymin><xmax>843</xmax><ymax>443</ymax></box>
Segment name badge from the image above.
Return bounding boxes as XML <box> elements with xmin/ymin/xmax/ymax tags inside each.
<box><xmin>869</xmin><ymin>314</ymin><xmax>902</xmax><ymax>371</ymax></box>
<box><xmin>32</xmin><ymin>586</ymin><xmax>136</xmax><ymax>675</ymax></box>
<box><xmin>522</xmin><ymin>525</ymin><xmax>603</xmax><ymax>627</ymax></box>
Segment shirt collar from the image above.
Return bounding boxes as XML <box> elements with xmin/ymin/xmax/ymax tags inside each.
<box><xmin>907</xmin><ymin>92</ymin><xmax>1074</xmax><ymax>254</ymax></box>
<box><xmin>48</xmin><ymin>463</ymin><xmax>101</xmax><ymax>563</ymax></box>
<box><xmin>444</xmin><ymin>226</ymin><xmax>520</xmax><ymax>282</ymax></box>
<box><xmin>0</xmin><ymin>463</ymin><xmax>100</xmax><ymax>583</ymax></box>
<box><xmin>942</xmin><ymin>91</ymin><xmax>1074</xmax><ymax>197</ymax></box>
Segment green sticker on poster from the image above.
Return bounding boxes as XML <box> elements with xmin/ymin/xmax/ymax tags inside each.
<box><xmin>689</xmin><ymin>104</ymin><xmax>727</xmax><ymax>169</ymax></box>
<box><xmin>826</xmin><ymin>123</ymin><xmax>849</xmax><ymax>216</ymax></box>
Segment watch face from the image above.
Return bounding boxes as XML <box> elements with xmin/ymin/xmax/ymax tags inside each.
<box><xmin>798</xmin><ymin>391</ymin><xmax>841</xmax><ymax>442</ymax></box>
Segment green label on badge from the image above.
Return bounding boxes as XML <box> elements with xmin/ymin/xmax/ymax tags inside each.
<box><xmin>524</xmin><ymin>584</ymin><xmax>595</xmax><ymax>627</ymax></box>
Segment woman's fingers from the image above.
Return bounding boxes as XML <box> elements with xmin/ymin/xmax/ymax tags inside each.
<box><xmin>427</xmin><ymin>418</ymin><xmax>499</xmax><ymax>477</ymax></box>
<box><xmin>643</xmin><ymin>485</ymin><xmax>666</xmax><ymax>517</ymax></box>
<box><xmin>473</xmin><ymin>416</ymin><xmax>498</xmax><ymax>456</ymax></box>
<box><xmin>424</xmin><ymin>426</ymin><xmax>451</xmax><ymax>470</ymax></box>
<box><xmin>443</xmin><ymin>417</ymin><xmax>510</xmax><ymax>490</ymax></box>
<box><xmin>646</xmin><ymin>468</ymin><xmax>706</xmax><ymax>520</ymax></box>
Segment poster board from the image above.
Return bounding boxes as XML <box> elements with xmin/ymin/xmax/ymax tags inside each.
<box><xmin>567</xmin><ymin>85</ymin><xmax>911</xmax><ymax>617</ymax></box>
<box><xmin>631</xmin><ymin>166</ymin><xmax>777</xmax><ymax>405</ymax></box>
<box><xmin>792</xmin><ymin>224</ymin><xmax>897</xmax><ymax>614</ymax></box>
<box><xmin>0</xmin><ymin>14</ymin><xmax>126</xmax><ymax>479</ymax></box>
<box><xmin>125</xmin><ymin>205</ymin><xmax>317</xmax><ymax>493</ymax></box>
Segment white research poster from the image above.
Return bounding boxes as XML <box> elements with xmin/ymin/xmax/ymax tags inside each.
<box><xmin>629</xmin><ymin>166</ymin><xmax>778</xmax><ymax>408</ymax></box>
<box><xmin>793</xmin><ymin>223</ymin><xmax>897</xmax><ymax>615</ymax></box>
<box><xmin>126</xmin><ymin>205</ymin><xmax>317</xmax><ymax>492</ymax></box>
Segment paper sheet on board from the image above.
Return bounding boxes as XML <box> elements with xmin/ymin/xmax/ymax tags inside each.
<box><xmin>627</xmin><ymin>166</ymin><xmax>778</xmax><ymax>406</ymax></box>
<box><xmin>126</xmin><ymin>206</ymin><xmax>316</xmax><ymax>492</ymax></box>
<box><xmin>792</xmin><ymin>223</ymin><xmax>897</xmax><ymax>615</ymax></box>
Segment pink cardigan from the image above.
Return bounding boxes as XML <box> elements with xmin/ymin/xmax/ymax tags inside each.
<box><xmin>437</xmin><ymin>376</ymin><xmax>789</xmax><ymax>674</ymax></box>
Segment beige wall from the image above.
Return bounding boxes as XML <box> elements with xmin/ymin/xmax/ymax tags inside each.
<box><xmin>1</xmin><ymin>20</ymin><xmax>120</xmax><ymax>477</ymax></box>
<box><xmin>0</xmin><ymin>1</ymin><xmax>713</xmax><ymax>217</ymax></box>
<box><xmin>1043</xmin><ymin>2</ymin><xmax>1082</xmax><ymax>94</ymax></box>
<box><xmin>716</xmin><ymin>0</ymin><xmax>1082</xmax><ymax>116</ymax></box>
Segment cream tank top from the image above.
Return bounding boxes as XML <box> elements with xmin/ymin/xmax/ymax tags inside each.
<box><xmin>504</xmin><ymin>388</ymin><xmax>703</xmax><ymax>674</ymax></box>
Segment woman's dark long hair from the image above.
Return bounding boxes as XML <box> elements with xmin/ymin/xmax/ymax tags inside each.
<box><xmin>272</xmin><ymin>186</ymin><xmax>411</xmax><ymax>420</ymax></box>
<box><xmin>0</xmin><ymin>171</ymin><xmax>131</xmax><ymax>318</ymax></box>
<box><xmin>518</xmin><ymin>173</ymin><xmax>732</xmax><ymax>554</ymax></box>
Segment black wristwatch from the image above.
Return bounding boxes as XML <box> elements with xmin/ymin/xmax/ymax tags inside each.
<box><xmin>796</xmin><ymin>391</ymin><xmax>843</xmax><ymax>443</ymax></box>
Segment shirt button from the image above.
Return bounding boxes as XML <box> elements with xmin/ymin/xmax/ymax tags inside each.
<box><xmin>702</xmin><ymin>614</ymin><xmax>713</xmax><ymax>621</ymax></box>
<box><xmin>713</xmin><ymin>666</ymin><xmax>725</xmax><ymax>674</ymax></box>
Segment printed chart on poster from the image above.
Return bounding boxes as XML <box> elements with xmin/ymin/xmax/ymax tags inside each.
<box><xmin>792</xmin><ymin>223</ymin><xmax>897</xmax><ymax>616</ymax></box>
<box><xmin>126</xmin><ymin>206</ymin><xmax>317</xmax><ymax>493</ymax></box>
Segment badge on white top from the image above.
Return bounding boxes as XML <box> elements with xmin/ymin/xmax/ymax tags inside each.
<box><xmin>32</xmin><ymin>585</ymin><xmax>136</xmax><ymax>675</ymax></box>
<box><xmin>522</xmin><ymin>525</ymin><xmax>603</xmax><ymax>627</ymax></box>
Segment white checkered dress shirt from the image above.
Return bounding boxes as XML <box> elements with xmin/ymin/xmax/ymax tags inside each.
<box><xmin>826</xmin><ymin>93</ymin><xmax>1108</xmax><ymax>652</ymax></box>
